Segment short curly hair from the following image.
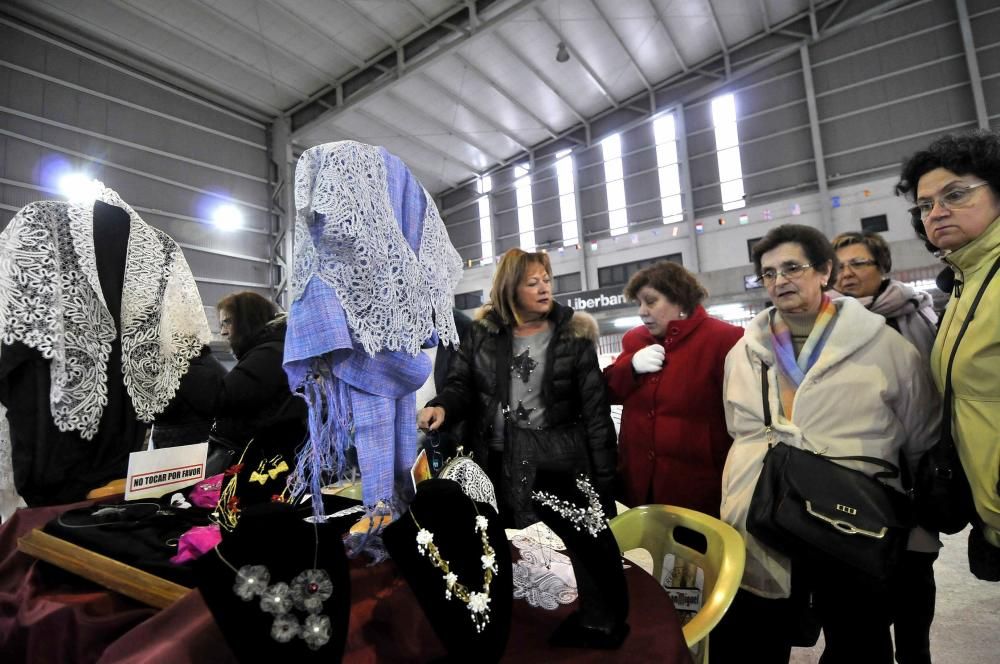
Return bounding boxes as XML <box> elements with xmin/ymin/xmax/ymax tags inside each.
<box><xmin>896</xmin><ymin>130</ymin><xmax>1000</xmax><ymax>250</ymax></box>
<box><xmin>751</xmin><ymin>224</ymin><xmax>838</xmax><ymax>289</ymax></box>
<box><xmin>624</xmin><ymin>261</ymin><xmax>707</xmax><ymax>313</ymax></box>
<box><xmin>831</xmin><ymin>231</ymin><xmax>892</xmax><ymax>274</ymax></box>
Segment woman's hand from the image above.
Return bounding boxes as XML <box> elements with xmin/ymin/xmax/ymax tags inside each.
<box><xmin>417</xmin><ymin>406</ymin><xmax>446</xmax><ymax>431</ymax></box>
<box><xmin>632</xmin><ymin>344</ymin><xmax>665</xmax><ymax>374</ymax></box>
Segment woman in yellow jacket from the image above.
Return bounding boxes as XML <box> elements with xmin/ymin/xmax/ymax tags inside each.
<box><xmin>896</xmin><ymin>130</ymin><xmax>1000</xmax><ymax>579</ymax></box>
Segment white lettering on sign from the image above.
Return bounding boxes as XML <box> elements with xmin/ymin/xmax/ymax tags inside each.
<box><xmin>565</xmin><ymin>293</ymin><xmax>627</xmax><ymax>311</ymax></box>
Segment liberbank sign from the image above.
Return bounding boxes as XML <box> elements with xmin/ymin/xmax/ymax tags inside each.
<box><xmin>560</xmin><ymin>286</ymin><xmax>632</xmax><ymax>313</ymax></box>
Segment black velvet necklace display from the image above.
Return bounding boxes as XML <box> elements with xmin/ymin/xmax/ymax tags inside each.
<box><xmin>195</xmin><ymin>503</ymin><xmax>350</xmax><ymax>663</ymax></box>
<box><xmin>531</xmin><ymin>470</ymin><xmax>630</xmax><ymax>649</ymax></box>
<box><xmin>382</xmin><ymin>479</ymin><xmax>513</xmax><ymax>662</ymax></box>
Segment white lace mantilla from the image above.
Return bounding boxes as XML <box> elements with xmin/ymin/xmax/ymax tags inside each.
<box><xmin>0</xmin><ymin>186</ymin><xmax>211</xmax><ymax>439</ymax></box>
<box><xmin>508</xmin><ymin>524</ymin><xmax>577</xmax><ymax>610</ymax></box>
<box><xmin>292</xmin><ymin>141</ymin><xmax>464</xmax><ymax>357</ymax></box>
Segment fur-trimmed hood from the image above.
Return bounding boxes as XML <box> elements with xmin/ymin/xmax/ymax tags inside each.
<box><xmin>472</xmin><ymin>302</ymin><xmax>600</xmax><ymax>344</ymax></box>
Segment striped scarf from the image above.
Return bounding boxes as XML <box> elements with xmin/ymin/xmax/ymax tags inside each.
<box><xmin>769</xmin><ymin>295</ymin><xmax>837</xmax><ymax>419</ymax></box>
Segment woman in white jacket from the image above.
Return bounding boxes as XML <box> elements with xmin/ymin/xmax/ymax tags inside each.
<box><xmin>713</xmin><ymin>224</ymin><xmax>939</xmax><ymax>664</ymax></box>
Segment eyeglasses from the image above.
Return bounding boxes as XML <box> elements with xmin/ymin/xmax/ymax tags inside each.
<box><xmin>837</xmin><ymin>258</ymin><xmax>878</xmax><ymax>272</ymax></box>
<box><xmin>753</xmin><ymin>263</ymin><xmax>813</xmax><ymax>286</ymax></box>
<box><xmin>909</xmin><ymin>181</ymin><xmax>990</xmax><ymax>220</ymax></box>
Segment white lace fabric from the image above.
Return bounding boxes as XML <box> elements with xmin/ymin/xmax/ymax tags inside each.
<box><xmin>292</xmin><ymin>141</ymin><xmax>464</xmax><ymax>357</ymax></box>
<box><xmin>0</xmin><ymin>186</ymin><xmax>210</xmax><ymax>440</ymax></box>
<box><xmin>439</xmin><ymin>455</ymin><xmax>498</xmax><ymax>512</ymax></box>
<box><xmin>508</xmin><ymin>523</ymin><xmax>578</xmax><ymax>610</ymax></box>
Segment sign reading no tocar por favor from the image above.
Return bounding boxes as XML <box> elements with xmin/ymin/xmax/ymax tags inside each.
<box><xmin>125</xmin><ymin>442</ymin><xmax>208</xmax><ymax>500</ymax></box>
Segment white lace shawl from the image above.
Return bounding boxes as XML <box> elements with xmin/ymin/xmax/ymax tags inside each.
<box><xmin>0</xmin><ymin>187</ymin><xmax>211</xmax><ymax>440</ymax></box>
<box><xmin>291</xmin><ymin>141</ymin><xmax>463</xmax><ymax>357</ymax></box>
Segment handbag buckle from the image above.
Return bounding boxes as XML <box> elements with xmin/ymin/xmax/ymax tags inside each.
<box><xmin>804</xmin><ymin>500</ymin><xmax>888</xmax><ymax>539</ymax></box>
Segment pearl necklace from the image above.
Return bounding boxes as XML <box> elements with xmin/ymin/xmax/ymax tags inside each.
<box><xmin>213</xmin><ymin>522</ymin><xmax>334</xmax><ymax>650</ymax></box>
<box><xmin>411</xmin><ymin>504</ymin><xmax>498</xmax><ymax>634</ymax></box>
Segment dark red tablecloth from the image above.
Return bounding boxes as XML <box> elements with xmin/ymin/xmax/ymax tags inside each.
<box><xmin>0</xmin><ymin>504</ymin><xmax>691</xmax><ymax>663</ymax></box>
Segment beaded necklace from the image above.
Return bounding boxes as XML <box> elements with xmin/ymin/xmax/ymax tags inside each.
<box><xmin>410</xmin><ymin>503</ymin><xmax>498</xmax><ymax>633</ymax></box>
<box><xmin>531</xmin><ymin>475</ymin><xmax>608</xmax><ymax>537</ymax></box>
<box><xmin>213</xmin><ymin>521</ymin><xmax>334</xmax><ymax>650</ymax></box>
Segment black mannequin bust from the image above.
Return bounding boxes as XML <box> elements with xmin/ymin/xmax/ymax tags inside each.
<box><xmin>195</xmin><ymin>502</ymin><xmax>351</xmax><ymax>662</ymax></box>
<box><xmin>382</xmin><ymin>478</ymin><xmax>513</xmax><ymax>663</ymax></box>
<box><xmin>531</xmin><ymin>469</ymin><xmax>630</xmax><ymax>649</ymax></box>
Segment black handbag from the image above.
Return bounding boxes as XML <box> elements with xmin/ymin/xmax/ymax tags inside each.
<box><xmin>747</xmin><ymin>364</ymin><xmax>913</xmax><ymax>579</ymax></box>
<box><xmin>913</xmin><ymin>255</ymin><xmax>1000</xmax><ymax>534</ymax></box>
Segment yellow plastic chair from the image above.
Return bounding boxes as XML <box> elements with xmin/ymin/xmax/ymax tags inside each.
<box><xmin>609</xmin><ymin>505</ymin><xmax>745</xmax><ymax>663</ymax></box>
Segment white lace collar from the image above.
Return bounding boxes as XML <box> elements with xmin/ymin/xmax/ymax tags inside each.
<box><xmin>291</xmin><ymin>141</ymin><xmax>463</xmax><ymax>357</ymax></box>
<box><xmin>0</xmin><ymin>186</ymin><xmax>211</xmax><ymax>438</ymax></box>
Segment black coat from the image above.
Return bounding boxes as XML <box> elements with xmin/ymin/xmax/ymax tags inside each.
<box><xmin>429</xmin><ymin>302</ymin><xmax>617</xmax><ymax>526</ymax></box>
<box><xmin>211</xmin><ymin>317</ymin><xmax>307</xmax><ymax>450</ymax></box>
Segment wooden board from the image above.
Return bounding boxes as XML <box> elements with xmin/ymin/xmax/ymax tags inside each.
<box><xmin>17</xmin><ymin>528</ymin><xmax>189</xmax><ymax>609</ymax></box>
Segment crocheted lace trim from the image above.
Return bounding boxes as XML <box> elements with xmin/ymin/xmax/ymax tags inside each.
<box><xmin>292</xmin><ymin>141</ymin><xmax>463</xmax><ymax>357</ymax></box>
<box><xmin>0</xmin><ymin>186</ymin><xmax>210</xmax><ymax>439</ymax></box>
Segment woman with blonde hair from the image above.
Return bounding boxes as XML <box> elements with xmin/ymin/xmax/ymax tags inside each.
<box><xmin>418</xmin><ymin>248</ymin><xmax>617</xmax><ymax>527</ymax></box>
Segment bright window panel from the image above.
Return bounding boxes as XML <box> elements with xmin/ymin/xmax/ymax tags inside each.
<box><xmin>477</xmin><ymin>174</ymin><xmax>494</xmax><ymax>264</ymax></box>
<box><xmin>714</xmin><ymin>123</ymin><xmax>739</xmax><ymax>150</ymax></box>
<box><xmin>721</xmin><ymin>179</ymin><xmax>746</xmax><ymax>211</ymax></box>
<box><xmin>711</xmin><ymin>94</ymin><xmax>737</xmax><ymax>125</ymax></box>
<box><xmin>556</xmin><ymin>153</ymin><xmax>578</xmax><ymax>246</ymax></box>
<box><xmin>717</xmin><ymin>147</ymin><xmax>744</xmax><ymax>184</ymax></box>
<box><xmin>602</xmin><ymin>134</ymin><xmax>629</xmax><ymax>235</ymax></box>
<box><xmin>514</xmin><ymin>164</ymin><xmax>535</xmax><ymax>251</ymax></box>
<box><xmin>652</xmin><ymin>114</ymin><xmax>676</xmax><ymax>146</ymax></box>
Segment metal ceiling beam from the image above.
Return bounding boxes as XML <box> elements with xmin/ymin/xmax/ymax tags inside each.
<box><xmin>436</xmin><ymin>0</ymin><xmax>906</xmax><ymax>201</ymax></box>
<box><xmin>382</xmin><ymin>89</ymin><xmax>507</xmax><ymax>163</ymax></box>
<box><xmin>533</xmin><ymin>7</ymin><xmax>619</xmax><ymax>109</ymax></box>
<box><xmin>705</xmin><ymin>0</ymin><xmax>731</xmax><ymax>76</ymax></box>
<box><xmin>108</xmin><ymin>0</ymin><xmax>312</xmax><ymax>102</ymax></box>
<box><xmin>189</xmin><ymin>0</ymin><xmax>333</xmax><ymax>84</ymax></box>
<box><xmin>956</xmin><ymin>0</ymin><xmax>990</xmax><ymax>129</ymax></box>
<box><xmin>821</xmin><ymin>0</ymin><xmax>850</xmax><ymax>30</ymax></box>
<box><xmin>290</xmin><ymin>0</ymin><xmax>545</xmax><ymax>139</ymax></box>
<box><xmin>353</xmin><ymin>106</ymin><xmax>482</xmax><ymax>172</ymax></box>
<box><xmin>452</xmin><ymin>52</ymin><xmax>560</xmax><ymax>139</ymax></box>
<box><xmin>758</xmin><ymin>0</ymin><xmax>771</xmax><ymax>32</ymax></box>
<box><xmin>587</xmin><ymin>0</ymin><xmax>653</xmax><ymax>93</ymax></box>
<box><xmin>257</xmin><ymin>0</ymin><xmax>368</xmax><ymax>69</ymax></box>
<box><xmin>337</xmin><ymin>0</ymin><xmax>399</xmax><ymax>49</ymax></box>
<box><xmin>491</xmin><ymin>32</ymin><xmax>589</xmax><ymax>125</ymax></box>
<box><xmin>400</xmin><ymin>0</ymin><xmax>433</xmax><ymax>28</ymax></box>
<box><xmin>416</xmin><ymin>73</ymin><xmax>532</xmax><ymax>154</ymax></box>
<box><xmin>648</xmin><ymin>0</ymin><xmax>689</xmax><ymax>72</ymax></box>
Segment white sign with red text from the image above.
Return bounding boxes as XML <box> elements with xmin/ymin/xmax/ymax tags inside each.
<box><xmin>124</xmin><ymin>442</ymin><xmax>208</xmax><ymax>500</ymax></box>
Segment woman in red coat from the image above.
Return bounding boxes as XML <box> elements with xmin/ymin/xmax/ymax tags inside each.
<box><xmin>604</xmin><ymin>261</ymin><xmax>744</xmax><ymax>516</ymax></box>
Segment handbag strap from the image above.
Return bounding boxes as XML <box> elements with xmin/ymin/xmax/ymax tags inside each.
<box><xmin>758</xmin><ymin>361</ymin><xmax>900</xmax><ymax>481</ymax></box>
<box><xmin>939</xmin><ymin>254</ymin><xmax>1000</xmax><ymax>447</ymax></box>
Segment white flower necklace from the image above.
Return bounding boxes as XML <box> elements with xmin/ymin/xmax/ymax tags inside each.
<box><xmin>531</xmin><ymin>475</ymin><xmax>608</xmax><ymax>537</ymax></box>
<box><xmin>213</xmin><ymin>522</ymin><xmax>334</xmax><ymax>650</ymax></box>
<box><xmin>410</xmin><ymin>504</ymin><xmax>498</xmax><ymax>634</ymax></box>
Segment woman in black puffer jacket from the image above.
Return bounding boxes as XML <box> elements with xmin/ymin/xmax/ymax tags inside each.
<box><xmin>212</xmin><ymin>292</ymin><xmax>308</xmax><ymax>453</ymax></box>
<box><xmin>418</xmin><ymin>249</ymin><xmax>617</xmax><ymax>527</ymax></box>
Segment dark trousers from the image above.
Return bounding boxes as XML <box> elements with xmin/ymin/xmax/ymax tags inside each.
<box><xmin>710</xmin><ymin>561</ymin><xmax>893</xmax><ymax>664</ymax></box>
<box><xmin>889</xmin><ymin>551</ymin><xmax>938</xmax><ymax>664</ymax></box>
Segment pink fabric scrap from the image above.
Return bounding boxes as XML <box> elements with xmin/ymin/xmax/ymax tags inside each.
<box><xmin>170</xmin><ymin>524</ymin><xmax>221</xmax><ymax>565</ymax></box>
<box><xmin>188</xmin><ymin>474</ymin><xmax>223</xmax><ymax>509</ymax></box>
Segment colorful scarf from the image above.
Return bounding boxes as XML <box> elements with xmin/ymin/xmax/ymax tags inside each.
<box><xmin>284</xmin><ymin>142</ymin><xmax>462</xmax><ymax>530</ymax></box>
<box><xmin>769</xmin><ymin>295</ymin><xmax>837</xmax><ymax>419</ymax></box>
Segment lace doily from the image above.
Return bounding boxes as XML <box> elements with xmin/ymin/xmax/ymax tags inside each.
<box><xmin>291</xmin><ymin>141</ymin><xmax>463</xmax><ymax>357</ymax></box>
<box><xmin>509</xmin><ymin>524</ymin><xmax>577</xmax><ymax>610</ymax></box>
<box><xmin>439</xmin><ymin>455</ymin><xmax>498</xmax><ymax>512</ymax></box>
<box><xmin>0</xmin><ymin>186</ymin><xmax>210</xmax><ymax>439</ymax></box>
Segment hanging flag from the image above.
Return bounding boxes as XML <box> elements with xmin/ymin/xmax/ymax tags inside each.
<box><xmin>739</xmin><ymin>214</ymin><xmax>749</xmax><ymax>225</ymax></box>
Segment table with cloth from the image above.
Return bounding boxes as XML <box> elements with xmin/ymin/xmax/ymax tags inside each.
<box><xmin>0</xmin><ymin>503</ymin><xmax>692</xmax><ymax>663</ymax></box>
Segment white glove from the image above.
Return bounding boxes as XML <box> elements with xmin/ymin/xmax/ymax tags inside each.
<box><xmin>631</xmin><ymin>344</ymin><xmax>665</xmax><ymax>374</ymax></box>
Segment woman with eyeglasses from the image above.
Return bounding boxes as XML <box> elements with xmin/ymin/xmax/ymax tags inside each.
<box><xmin>832</xmin><ymin>230</ymin><xmax>940</xmax><ymax>664</ymax></box>
<box><xmin>832</xmin><ymin>231</ymin><xmax>938</xmax><ymax>357</ymax></box>
<box><xmin>602</xmin><ymin>261</ymin><xmax>743</xmax><ymax>516</ymax></box>
<box><xmin>712</xmin><ymin>224</ymin><xmax>939</xmax><ymax>663</ymax></box>
<box><xmin>896</xmin><ymin>130</ymin><xmax>1000</xmax><ymax>581</ymax></box>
